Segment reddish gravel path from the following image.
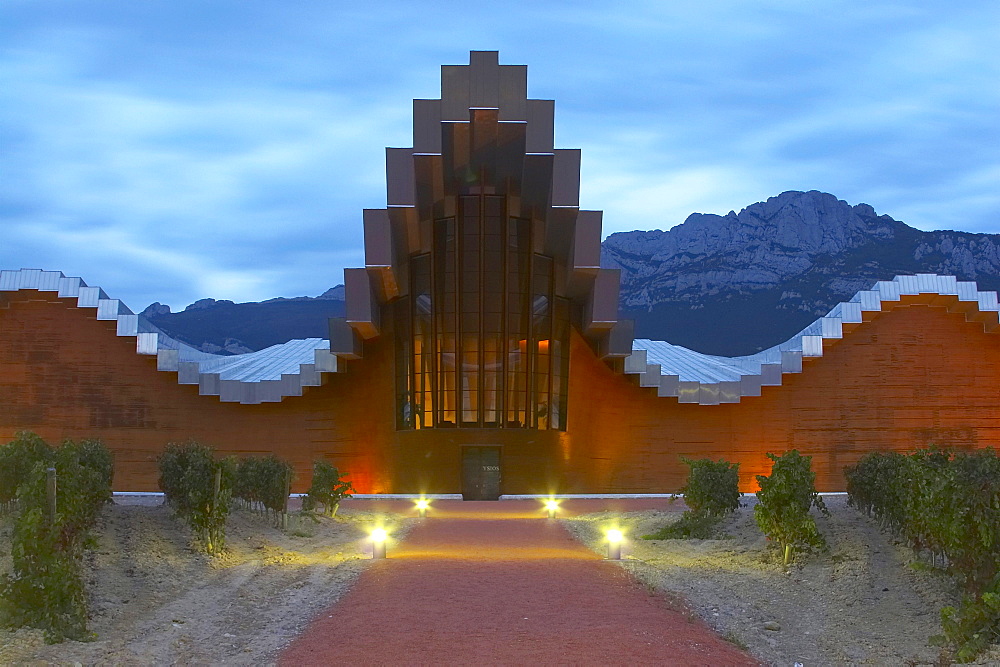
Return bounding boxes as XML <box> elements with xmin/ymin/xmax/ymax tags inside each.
<box><xmin>281</xmin><ymin>500</ymin><xmax>758</xmax><ymax>666</ymax></box>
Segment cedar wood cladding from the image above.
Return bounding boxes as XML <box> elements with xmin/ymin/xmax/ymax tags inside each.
<box><xmin>1</xmin><ymin>51</ymin><xmax>998</xmax><ymax>493</ymax></box>
<box><xmin>0</xmin><ymin>290</ymin><xmax>998</xmax><ymax>492</ymax></box>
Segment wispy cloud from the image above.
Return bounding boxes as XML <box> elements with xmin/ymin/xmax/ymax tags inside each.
<box><xmin>2</xmin><ymin>0</ymin><xmax>997</xmax><ymax>310</ymax></box>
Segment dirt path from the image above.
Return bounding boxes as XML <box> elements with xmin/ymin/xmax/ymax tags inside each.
<box><xmin>280</xmin><ymin>501</ymin><xmax>758</xmax><ymax>666</ymax></box>
<box><xmin>0</xmin><ymin>499</ymin><xmax>400</xmax><ymax>666</ymax></box>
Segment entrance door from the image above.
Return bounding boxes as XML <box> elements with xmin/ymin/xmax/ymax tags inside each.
<box><xmin>462</xmin><ymin>446</ymin><xmax>501</xmax><ymax>500</ymax></box>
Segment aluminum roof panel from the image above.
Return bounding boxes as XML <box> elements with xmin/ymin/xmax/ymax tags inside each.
<box><xmin>629</xmin><ymin>273</ymin><xmax>1000</xmax><ymax>405</ymax></box>
<box><xmin>0</xmin><ymin>269</ymin><xmax>341</xmax><ymax>404</ymax></box>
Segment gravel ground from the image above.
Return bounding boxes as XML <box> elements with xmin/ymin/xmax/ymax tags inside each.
<box><xmin>0</xmin><ymin>498</ymin><xmax>405</xmax><ymax>666</ymax></box>
<box><xmin>2</xmin><ymin>495</ymin><xmax>999</xmax><ymax>666</ymax></box>
<box><xmin>563</xmin><ymin>495</ymin><xmax>1000</xmax><ymax>666</ymax></box>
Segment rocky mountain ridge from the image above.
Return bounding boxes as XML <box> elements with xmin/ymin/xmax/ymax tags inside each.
<box><xmin>142</xmin><ymin>287</ymin><xmax>346</xmax><ymax>354</ymax></box>
<box><xmin>143</xmin><ymin>190</ymin><xmax>1000</xmax><ymax>356</ymax></box>
<box><xmin>604</xmin><ymin>190</ymin><xmax>1000</xmax><ymax>355</ymax></box>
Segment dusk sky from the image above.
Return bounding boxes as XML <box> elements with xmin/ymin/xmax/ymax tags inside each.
<box><xmin>3</xmin><ymin>1</ymin><xmax>998</xmax><ymax>312</ymax></box>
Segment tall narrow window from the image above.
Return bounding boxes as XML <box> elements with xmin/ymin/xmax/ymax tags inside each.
<box><xmin>398</xmin><ymin>195</ymin><xmax>568</xmax><ymax>430</ymax></box>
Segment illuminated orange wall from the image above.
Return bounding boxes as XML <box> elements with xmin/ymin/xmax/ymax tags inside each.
<box><xmin>563</xmin><ymin>302</ymin><xmax>1000</xmax><ymax>491</ymax></box>
<box><xmin>0</xmin><ymin>293</ymin><xmax>396</xmax><ymax>492</ymax></box>
<box><xmin>1</xmin><ymin>291</ymin><xmax>998</xmax><ymax>493</ymax></box>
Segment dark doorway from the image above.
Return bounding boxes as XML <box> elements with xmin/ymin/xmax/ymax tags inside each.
<box><xmin>462</xmin><ymin>446</ymin><xmax>502</xmax><ymax>500</ymax></box>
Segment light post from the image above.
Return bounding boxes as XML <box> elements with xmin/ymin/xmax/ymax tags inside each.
<box><xmin>544</xmin><ymin>499</ymin><xmax>559</xmax><ymax>519</ymax></box>
<box><xmin>415</xmin><ymin>498</ymin><xmax>430</xmax><ymax>518</ymax></box>
<box><xmin>371</xmin><ymin>528</ymin><xmax>388</xmax><ymax>559</ymax></box>
<box><xmin>606</xmin><ymin>529</ymin><xmax>623</xmax><ymax>560</ymax></box>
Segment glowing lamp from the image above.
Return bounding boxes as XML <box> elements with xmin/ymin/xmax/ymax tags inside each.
<box><xmin>544</xmin><ymin>499</ymin><xmax>560</xmax><ymax>519</ymax></box>
<box><xmin>606</xmin><ymin>529</ymin><xmax>624</xmax><ymax>560</ymax></box>
<box><xmin>415</xmin><ymin>498</ymin><xmax>431</xmax><ymax>518</ymax></box>
<box><xmin>371</xmin><ymin>528</ymin><xmax>388</xmax><ymax>559</ymax></box>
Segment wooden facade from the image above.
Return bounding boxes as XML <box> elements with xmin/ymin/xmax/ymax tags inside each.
<box><xmin>1</xmin><ymin>289</ymin><xmax>997</xmax><ymax>493</ymax></box>
<box><xmin>3</xmin><ymin>54</ymin><xmax>997</xmax><ymax>495</ymax></box>
<box><xmin>564</xmin><ymin>300</ymin><xmax>1000</xmax><ymax>492</ymax></box>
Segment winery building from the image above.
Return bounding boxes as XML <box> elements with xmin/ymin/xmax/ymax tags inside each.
<box><xmin>2</xmin><ymin>52</ymin><xmax>998</xmax><ymax>497</ymax></box>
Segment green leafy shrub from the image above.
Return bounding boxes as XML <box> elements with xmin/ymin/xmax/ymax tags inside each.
<box><xmin>75</xmin><ymin>438</ymin><xmax>114</xmax><ymax>494</ymax></box>
<box><xmin>937</xmin><ymin>450</ymin><xmax>1000</xmax><ymax>595</ymax></box>
<box><xmin>233</xmin><ymin>456</ymin><xmax>259</xmax><ymax>509</ymax></box>
<box><xmin>846</xmin><ymin>447</ymin><xmax>1000</xmax><ymax>594</ymax></box>
<box><xmin>679</xmin><ymin>457</ymin><xmax>741</xmax><ymax>517</ymax></box>
<box><xmin>0</xmin><ymin>431</ymin><xmax>53</xmax><ymax>512</ymax></box>
<box><xmin>844</xmin><ymin>450</ymin><xmax>909</xmax><ymax>533</ymax></box>
<box><xmin>645</xmin><ymin>457</ymin><xmax>741</xmax><ymax>540</ymax></box>
<box><xmin>846</xmin><ymin>446</ymin><xmax>1000</xmax><ymax>661</ymax></box>
<box><xmin>157</xmin><ymin>441</ymin><xmax>233</xmax><ymax>554</ymax></box>
<box><xmin>0</xmin><ymin>436</ymin><xmax>113</xmax><ymax>642</ymax></box>
<box><xmin>302</xmin><ymin>460</ymin><xmax>354</xmax><ymax>517</ymax></box>
<box><xmin>233</xmin><ymin>454</ymin><xmax>294</xmax><ymax>526</ymax></box>
<box><xmin>754</xmin><ymin>450</ymin><xmax>829</xmax><ymax>565</ymax></box>
<box><xmin>899</xmin><ymin>447</ymin><xmax>953</xmax><ymax>564</ymax></box>
<box><xmin>934</xmin><ymin>576</ymin><xmax>1000</xmax><ymax>663</ymax></box>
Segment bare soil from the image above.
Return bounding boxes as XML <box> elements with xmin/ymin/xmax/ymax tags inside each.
<box><xmin>2</xmin><ymin>496</ymin><xmax>998</xmax><ymax>666</ymax></box>
<box><xmin>0</xmin><ymin>498</ymin><xmax>404</xmax><ymax>666</ymax></box>
<box><xmin>563</xmin><ymin>495</ymin><xmax>1000</xmax><ymax>666</ymax></box>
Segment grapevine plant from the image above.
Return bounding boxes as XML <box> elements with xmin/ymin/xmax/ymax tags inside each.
<box><xmin>754</xmin><ymin>450</ymin><xmax>828</xmax><ymax>565</ymax></box>
<box><xmin>646</xmin><ymin>457</ymin><xmax>741</xmax><ymax>539</ymax></box>
<box><xmin>233</xmin><ymin>455</ymin><xmax>294</xmax><ymax>526</ymax></box>
<box><xmin>0</xmin><ymin>433</ymin><xmax>114</xmax><ymax>642</ymax></box>
<box><xmin>0</xmin><ymin>431</ymin><xmax>52</xmax><ymax>514</ymax></box>
<box><xmin>157</xmin><ymin>441</ymin><xmax>234</xmax><ymax>555</ymax></box>
<box><xmin>846</xmin><ymin>447</ymin><xmax>1000</xmax><ymax>661</ymax></box>
<box><xmin>939</xmin><ymin>579</ymin><xmax>1000</xmax><ymax>663</ymax></box>
<box><xmin>302</xmin><ymin>460</ymin><xmax>354</xmax><ymax>517</ymax></box>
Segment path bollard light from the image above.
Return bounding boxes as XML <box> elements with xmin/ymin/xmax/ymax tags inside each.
<box><xmin>606</xmin><ymin>529</ymin><xmax>623</xmax><ymax>560</ymax></box>
<box><xmin>415</xmin><ymin>498</ymin><xmax>430</xmax><ymax>518</ymax></box>
<box><xmin>371</xmin><ymin>528</ymin><xmax>388</xmax><ymax>559</ymax></box>
<box><xmin>544</xmin><ymin>499</ymin><xmax>560</xmax><ymax>519</ymax></box>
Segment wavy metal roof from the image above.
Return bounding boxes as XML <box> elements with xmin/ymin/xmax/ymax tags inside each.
<box><xmin>626</xmin><ymin>274</ymin><xmax>1000</xmax><ymax>405</ymax></box>
<box><xmin>1</xmin><ymin>269</ymin><xmax>339</xmax><ymax>404</ymax></box>
<box><xmin>4</xmin><ymin>269</ymin><xmax>998</xmax><ymax>407</ymax></box>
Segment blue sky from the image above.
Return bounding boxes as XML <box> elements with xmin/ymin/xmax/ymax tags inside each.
<box><xmin>3</xmin><ymin>1</ymin><xmax>998</xmax><ymax>311</ymax></box>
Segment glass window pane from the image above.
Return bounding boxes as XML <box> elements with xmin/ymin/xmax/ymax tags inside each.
<box><xmin>405</xmin><ymin>197</ymin><xmax>570</xmax><ymax>432</ymax></box>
